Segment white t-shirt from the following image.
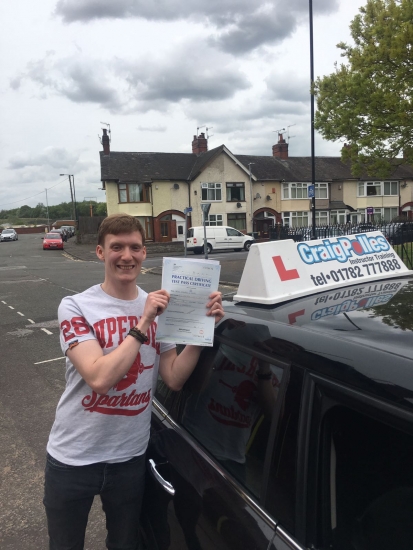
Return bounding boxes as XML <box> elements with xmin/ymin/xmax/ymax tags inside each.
<box><xmin>47</xmin><ymin>284</ymin><xmax>175</xmax><ymax>466</ymax></box>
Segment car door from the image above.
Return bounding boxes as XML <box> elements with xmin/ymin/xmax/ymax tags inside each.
<box><xmin>225</xmin><ymin>227</ymin><xmax>245</xmax><ymax>250</ymax></box>
<box><xmin>143</xmin><ymin>320</ymin><xmax>304</xmax><ymax>550</ymax></box>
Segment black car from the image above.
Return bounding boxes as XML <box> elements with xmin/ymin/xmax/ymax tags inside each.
<box><xmin>143</xmin><ymin>273</ymin><xmax>413</xmax><ymax>550</ymax></box>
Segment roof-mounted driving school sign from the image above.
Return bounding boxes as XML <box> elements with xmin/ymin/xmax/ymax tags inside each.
<box><xmin>234</xmin><ymin>232</ymin><xmax>413</xmax><ymax>305</ymax></box>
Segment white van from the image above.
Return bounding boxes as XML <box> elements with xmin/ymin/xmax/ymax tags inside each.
<box><xmin>186</xmin><ymin>226</ymin><xmax>254</xmax><ymax>254</ymax></box>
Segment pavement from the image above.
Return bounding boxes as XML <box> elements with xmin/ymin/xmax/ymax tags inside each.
<box><xmin>63</xmin><ymin>238</ymin><xmax>243</xmax><ymax>290</ymax></box>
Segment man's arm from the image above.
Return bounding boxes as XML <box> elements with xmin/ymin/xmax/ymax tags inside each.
<box><xmin>159</xmin><ymin>291</ymin><xmax>224</xmax><ymax>391</ymax></box>
<box><xmin>66</xmin><ymin>290</ymin><xmax>169</xmax><ymax>395</ymax></box>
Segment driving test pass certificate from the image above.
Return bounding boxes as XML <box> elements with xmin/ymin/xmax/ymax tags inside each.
<box><xmin>156</xmin><ymin>257</ymin><xmax>221</xmax><ymax>346</ymax></box>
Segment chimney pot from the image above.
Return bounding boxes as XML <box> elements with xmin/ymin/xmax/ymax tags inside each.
<box><xmin>192</xmin><ymin>133</ymin><xmax>208</xmax><ymax>155</ymax></box>
<box><xmin>272</xmin><ymin>133</ymin><xmax>288</xmax><ymax>159</ymax></box>
<box><xmin>102</xmin><ymin>128</ymin><xmax>110</xmax><ymax>155</ymax></box>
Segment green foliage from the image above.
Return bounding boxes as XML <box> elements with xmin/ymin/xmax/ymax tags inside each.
<box><xmin>369</xmin><ymin>280</ymin><xmax>413</xmax><ymax>330</ymax></box>
<box><xmin>314</xmin><ymin>0</ymin><xmax>413</xmax><ymax>177</ymax></box>
<box><xmin>0</xmin><ymin>201</ymin><xmax>107</xmax><ymax>222</ymax></box>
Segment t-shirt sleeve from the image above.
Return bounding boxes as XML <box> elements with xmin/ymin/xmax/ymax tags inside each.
<box><xmin>160</xmin><ymin>342</ymin><xmax>176</xmax><ymax>354</ymax></box>
<box><xmin>58</xmin><ymin>296</ymin><xmax>97</xmax><ymax>355</ymax></box>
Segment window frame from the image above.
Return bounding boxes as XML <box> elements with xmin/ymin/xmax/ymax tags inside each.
<box><xmin>226</xmin><ymin>182</ymin><xmax>245</xmax><ymax>202</ymax></box>
<box><xmin>205</xmin><ymin>214</ymin><xmax>224</xmax><ymax>226</ymax></box>
<box><xmin>282</xmin><ymin>211</ymin><xmax>309</xmax><ymax>228</ymax></box>
<box><xmin>118</xmin><ymin>182</ymin><xmax>150</xmax><ymax>203</ymax></box>
<box><xmin>301</xmin><ymin>372</ymin><xmax>413</xmax><ymax>548</ymax></box>
<box><xmin>357</xmin><ymin>181</ymin><xmax>399</xmax><ymax>197</ymax></box>
<box><xmin>201</xmin><ymin>182</ymin><xmax>222</xmax><ymax>202</ymax></box>
<box><xmin>282</xmin><ymin>183</ymin><xmax>329</xmax><ymax>200</ymax></box>
<box><xmin>227</xmin><ymin>213</ymin><xmax>246</xmax><ymax>231</ymax></box>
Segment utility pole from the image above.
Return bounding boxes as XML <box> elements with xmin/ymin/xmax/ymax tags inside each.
<box><xmin>60</xmin><ymin>174</ymin><xmax>76</xmax><ymax>224</ymax></box>
<box><xmin>248</xmin><ymin>163</ymin><xmax>255</xmax><ymax>234</ymax></box>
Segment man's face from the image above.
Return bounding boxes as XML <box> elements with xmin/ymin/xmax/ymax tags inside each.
<box><xmin>96</xmin><ymin>231</ymin><xmax>146</xmax><ymax>284</ymax></box>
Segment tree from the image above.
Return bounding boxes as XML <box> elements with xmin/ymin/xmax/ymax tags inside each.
<box><xmin>314</xmin><ymin>0</ymin><xmax>413</xmax><ymax>177</ymax></box>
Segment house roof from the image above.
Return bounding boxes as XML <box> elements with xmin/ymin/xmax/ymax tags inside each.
<box><xmin>100</xmin><ymin>148</ymin><xmax>413</xmax><ymax>183</ymax></box>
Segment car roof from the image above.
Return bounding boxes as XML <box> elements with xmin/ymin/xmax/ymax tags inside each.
<box><xmin>222</xmin><ymin>276</ymin><xmax>413</xmax><ymax>410</ymax></box>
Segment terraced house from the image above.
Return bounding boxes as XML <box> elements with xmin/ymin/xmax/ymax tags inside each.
<box><xmin>99</xmin><ymin>129</ymin><xmax>413</xmax><ymax>243</ymax></box>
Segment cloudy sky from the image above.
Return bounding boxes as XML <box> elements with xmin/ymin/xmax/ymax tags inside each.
<box><xmin>0</xmin><ymin>0</ymin><xmax>366</xmax><ymax>210</ymax></box>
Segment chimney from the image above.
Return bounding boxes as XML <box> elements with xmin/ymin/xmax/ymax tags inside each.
<box><xmin>272</xmin><ymin>133</ymin><xmax>288</xmax><ymax>159</ymax></box>
<box><xmin>192</xmin><ymin>132</ymin><xmax>208</xmax><ymax>155</ymax></box>
<box><xmin>102</xmin><ymin>128</ymin><xmax>110</xmax><ymax>155</ymax></box>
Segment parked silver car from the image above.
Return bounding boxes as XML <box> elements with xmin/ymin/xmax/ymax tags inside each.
<box><xmin>0</xmin><ymin>228</ymin><xmax>18</xmax><ymax>241</ymax></box>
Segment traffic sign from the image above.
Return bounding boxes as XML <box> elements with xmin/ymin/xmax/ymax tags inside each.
<box><xmin>184</xmin><ymin>207</ymin><xmax>193</xmax><ymax>214</ymax></box>
<box><xmin>308</xmin><ymin>185</ymin><xmax>315</xmax><ymax>198</ymax></box>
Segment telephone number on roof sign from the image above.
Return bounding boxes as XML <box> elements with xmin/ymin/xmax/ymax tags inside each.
<box><xmin>310</xmin><ymin>259</ymin><xmax>402</xmax><ymax>287</ymax></box>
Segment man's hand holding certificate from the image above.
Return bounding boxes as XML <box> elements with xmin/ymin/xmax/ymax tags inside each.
<box><xmin>157</xmin><ymin>257</ymin><xmax>221</xmax><ymax>346</ymax></box>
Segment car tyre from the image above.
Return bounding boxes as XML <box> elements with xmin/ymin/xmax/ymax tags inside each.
<box><xmin>204</xmin><ymin>243</ymin><xmax>212</xmax><ymax>255</ymax></box>
<box><xmin>244</xmin><ymin>241</ymin><xmax>253</xmax><ymax>251</ymax></box>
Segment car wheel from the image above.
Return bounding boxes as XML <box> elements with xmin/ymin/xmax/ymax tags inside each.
<box><xmin>204</xmin><ymin>243</ymin><xmax>212</xmax><ymax>254</ymax></box>
<box><xmin>244</xmin><ymin>241</ymin><xmax>253</xmax><ymax>251</ymax></box>
<box><xmin>193</xmin><ymin>248</ymin><xmax>202</xmax><ymax>255</ymax></box>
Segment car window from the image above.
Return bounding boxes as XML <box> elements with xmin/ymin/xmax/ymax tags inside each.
<box><xmin>156</xmin><ymin>321</ymin><xmax>289</xmax><ymax>501</ymax></box>
<box><xmin>226</xmin><ymin>228</ymin><xmax>242</xmax><ymax>237</ymax></box>
<box><xmin>316</xmin><ymin>405</ymin><xmax>413</xmax><ymax>550</ymax></box>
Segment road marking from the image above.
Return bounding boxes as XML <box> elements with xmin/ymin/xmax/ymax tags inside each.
<box><xmin>62</xmin><ymin>252</ymin><xmax>83</xmax><ymax>262</ymax></box>
<box><xmin>17</xmin><ymin>312</ymin><xmax>24</xmax><ymax>316</ymax></box>
<box><xmin>27</xmin><ymin>319</ymin><xmax>35</xmax><ymax>324</ymax></box>
<box><xmin>8</xmin><ymin>306</ymin><xmax>14</xmax><ymax>310</ymax></box>
<box><xmin>0</xmin><ymin>266</ymin><xmax>27</xmax><ymax>271</ymax></box>
<box><xmin>34</xmin><ymin>357</ymin><xmax>65</xmax><ymax>365</ymax></box>
<box><xmin>1</xmin><ymin>301</ymin><xmax>6</xmax><ymax>304</ymax></box>
<box><xmin>41</xmin><ymin>328</ymin><xmax>53</xmax><ymax>335</ymax></box>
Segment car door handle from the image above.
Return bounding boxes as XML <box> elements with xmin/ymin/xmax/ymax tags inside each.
<box><xmin>148</xmin><ymin>459</ymin><xmax>175</xmax><ymax>495</ymax></box>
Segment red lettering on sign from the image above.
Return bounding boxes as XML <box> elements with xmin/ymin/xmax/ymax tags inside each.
<box><xmin>272</xmin><ymin>256</ymin><xmax>300</xmax><ymax>281</ymax></box>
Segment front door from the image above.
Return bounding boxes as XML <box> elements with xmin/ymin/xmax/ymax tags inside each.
<box><xmin>255</xmin><ymin>219</ymin><xmax>274</xmax><ymax>239</ymax></box>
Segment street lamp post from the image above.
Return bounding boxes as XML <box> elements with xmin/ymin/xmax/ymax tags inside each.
<box><xmin>248</xmin><ymin>163</ymin><xmax>255</xmax><ymax>235</ymax></box>
<box><xmin>45</xmin><ymin>188</ymin><xmax>50</xmax><ymax>230</ymax></box>
<box><xmin>60</xmin><ymin>174</ymin><xmax>77</xmax><ymax>225</ymax></box>
<box><xmin>309</xmin><ymin>0</ymin><xmax>316</xmax><ymax>238</ymax></box>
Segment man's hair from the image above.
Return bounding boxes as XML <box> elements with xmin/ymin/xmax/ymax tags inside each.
<box><xmin>97</xmin><ymin>214</ymin><xmax>146</xmax><ymax>246</ymax></box>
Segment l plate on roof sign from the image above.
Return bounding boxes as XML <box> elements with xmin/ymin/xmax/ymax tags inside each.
<box><xmin>234</xmin><ymin>232</ymin><xmax>413</xmax><ymax>305</ymax></box>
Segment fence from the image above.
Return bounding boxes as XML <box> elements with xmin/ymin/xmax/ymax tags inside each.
<box><xmin>268</xmin><ymin>223</ymin><xmax>413</xmax><ymax>269</ymax></box>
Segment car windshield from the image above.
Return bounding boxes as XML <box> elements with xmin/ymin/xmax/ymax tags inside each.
<box><xmin>46</xmin><ymin>233</ymin><xmax>61</xmax><ymax>239</ymax></box>
<box><xmin>2</xmin><ymin>229</ymin><xmax>13</xmax><ymax>233</ymax></box>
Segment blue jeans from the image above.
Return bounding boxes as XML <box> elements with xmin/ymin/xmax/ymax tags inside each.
<box><xmin>43</xmin><ymin>453</ymin><xmax>146</xmax><ymax>550</ymax></box>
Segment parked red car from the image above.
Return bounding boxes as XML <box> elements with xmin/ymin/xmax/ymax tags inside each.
<box><xmin>43</xmin><ymin>233</ymin><xmax>64</xmax><ymax>250</ymax></box>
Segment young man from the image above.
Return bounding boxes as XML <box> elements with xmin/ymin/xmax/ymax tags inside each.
<box><xmin>44</xmin><ymin>214</ymin><xmax>224</xmax><ymax>550</ymax></box>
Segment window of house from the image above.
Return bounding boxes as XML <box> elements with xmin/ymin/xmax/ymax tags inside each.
<box><xmin>205</xmin><ymin>214</ymin><xmax>223</xmax><ymax>226</ymax></box>
<box><xmin>383</xmin><ymin>207</ymin><xmax>398</xmax><ymax>222</ymax></box>
<box><xmin>358</xmin><ymin>181</ymin><xmax>398</xmax><ymax>197</ymax></box>
<box><xmin>227</xmin><ymin>213</ymin><xmax>246</xmax><ymax>231</ymax></box>
<box><xmin>283</xmin><ymin>211</ymin><xmax>309</xmax><ymax>227</ymax></box>
<box><xmin>383</xmin><ymin>181</ymin><xmax>398</xmax><ymax>195</ymax></box>
<box><xmin>315</xmin><ymin>211</ymin><xmax>329</xmax><ymax>225</ymax></box>
<box><xmin>226</xmin><ymin>182</ymin><xmax>245</xmax><ymax>202</ymax></box>
<box><xmin>201</xmin><ymin>183</ymin><xmax>222</xmax><ymax>201</ymax></box>
<box><xmin>315</xmin><ymin>183</ymin><xmax>328</xmax><ymax>199</ymax></box>
<box><xmin>118</xmin><ymin>183</ymin><xmax>150</xmax><ymax>203</ymax></box>
<box><xmin>178</xmin><ymin>226</ymin><xmax>183</xmax><ymax>235</ymax></box>
<box><xmin>317</xmin><ymin>405</ymin><xmax>413</xmax><ymax>550</ymax></box>
<box><xmin>366</xmin><ymin>182</ymin><xmax>381</xmax><ymax>196</ymax></box>
<box><xmin>282</xmin><ymin>183</ymin><xmax>308</xmax><ymax>199</ymax></box>
<box><xmin>330</xmin><ymin>210</ymin><xmax>347</xmax><ymax>224</ymax></box>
